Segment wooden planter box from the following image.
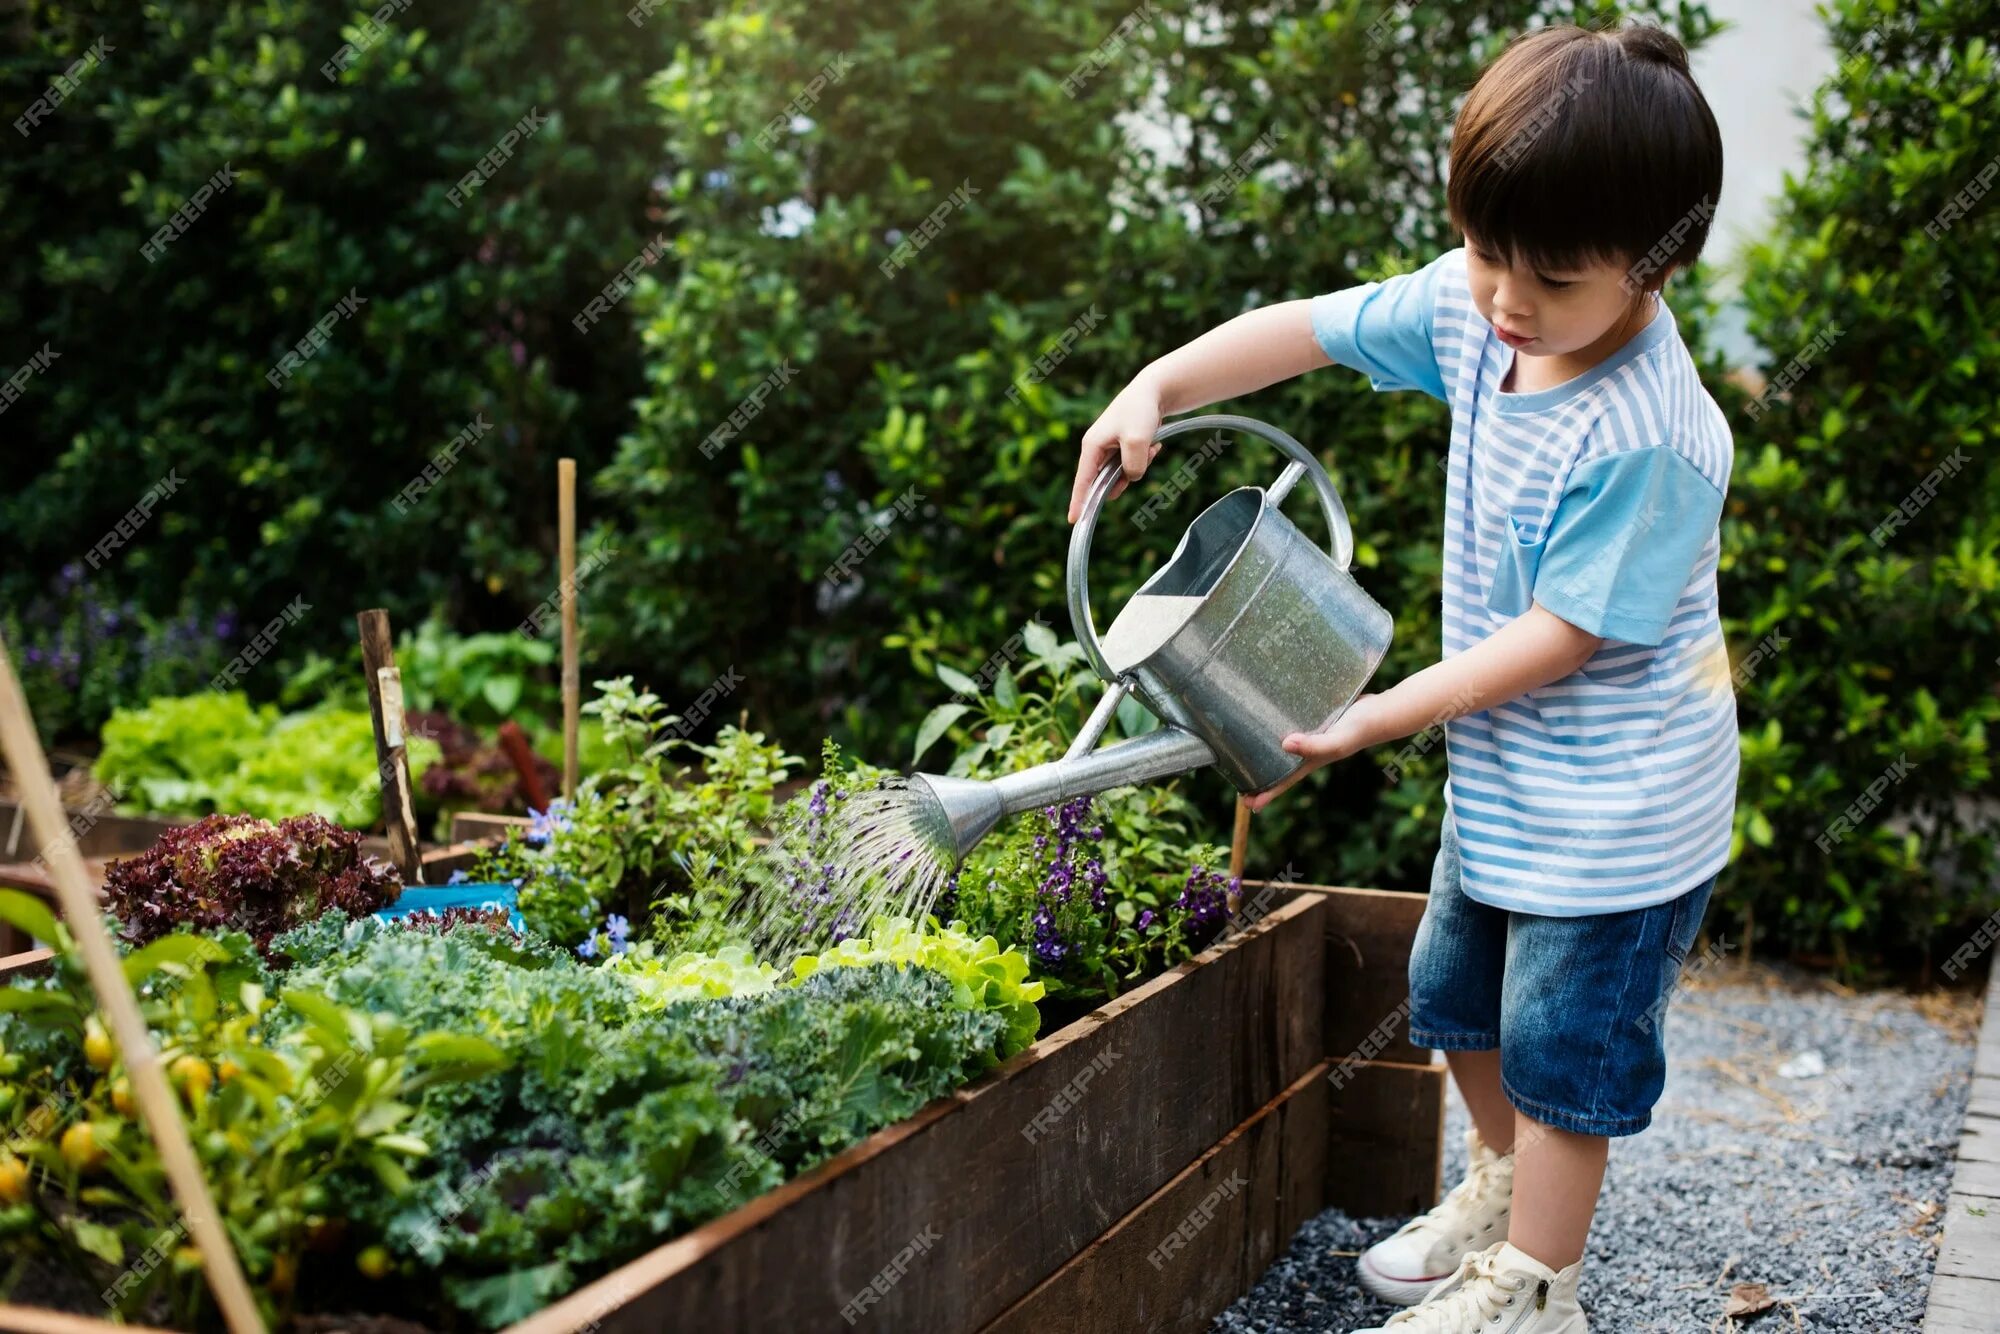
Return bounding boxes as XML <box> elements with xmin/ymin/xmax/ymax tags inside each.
<box><xmin>0</xmin><ymin>885</ymin><xmax>1443</xmax><ymax>1333</ymax></box>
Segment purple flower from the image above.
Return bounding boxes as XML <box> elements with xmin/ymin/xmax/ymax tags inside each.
<box><xmin>1136</xmin><ymin>909</ymin><xmax>1156</xmax><ymax>931</ymax></box>
<box><xmin>447</xmin><ymin>868</ymin><xmax>472</xmax><ymax>886</ymax></box>
<box><xmin>525</xmin><ymin>800</ymin><xmax>574</xmax><ymax>847</ymax></box>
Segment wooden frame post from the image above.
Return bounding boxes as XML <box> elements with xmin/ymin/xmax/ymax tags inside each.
<box><xmin>357</xmin><ymin>610</ymin><xmax>423</xmax><ymax>885</ymax></box>
<box><xmin>559</xmin><ymin>458</ymin><xmax>579</xmax><ymax>802</ymax></box>
<box><xmin>0</xmin><ymin>635</ymin><xmax>266</xmax><ymax>1333</ymax></box>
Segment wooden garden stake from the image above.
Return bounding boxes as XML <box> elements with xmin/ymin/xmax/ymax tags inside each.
<box><xmin>0</xmin><ymin>635</ymin><xmax>266</xmax><ymax>1334</ymax></box>
<box><xmin>1228</xmin><ymin>793</ymin><xmax>1252</xmax><ymax>895</ymax></box>
<box><xmin>357</xmin><ymin>609</ymin><xmax>424</xmax><ymax>885</ymax></box>
<box><xmin>559</xmin><ymin>458</ymin><xmax>579</xmax><ymax>801</ymax></box>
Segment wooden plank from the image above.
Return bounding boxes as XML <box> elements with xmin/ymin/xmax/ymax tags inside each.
<box><xmin>1924</xmin><ymin>1273</ymin><xmax>2000</xmax><ymax>1333</ymax></box>
<box><xmin>1326</xmin><ymin>1058</ymin><xmax>1447</xmax><ymax>1220</ymax></box>
<box><xmin>449</xmin><ymin>811</ymin><xmax>534</xmax><ymax>843</ymax></box>
<box><xmin>981</xmin><ymin>1061</ymin><xmax>1330</xmax><ymax>1334</ymax></box>
<box><xmin>507</xmin><ymin>893</ymin><xmax>1327</xmax><ymax>1334</ymax></box>
<box><xmin>357</xmin><ymin>608</ymin><xmax>424</xmax><ymax>885</ymax></box>
<box><xmin>1936</xmin><ymin>1191</ymin><xmax>2000</xmax><ymax>1283</ymax></box>
<box><xmin>0</xmin><ymin>1307</ymin><xmax>177</xmax><ymax>1334</ymax></box>
<box><xmin>1247</xmin><ymin>880</ymin><xmax>1431</xmax><ymax>1067</ymax></box>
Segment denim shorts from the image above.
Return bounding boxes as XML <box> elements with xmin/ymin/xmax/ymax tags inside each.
<box><xmin>1406</xmin><ymin>812</ymin><xmax>1715</xmax><ymax>1137</ymax></box>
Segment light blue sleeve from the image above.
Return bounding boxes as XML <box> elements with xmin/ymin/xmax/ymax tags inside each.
<box><xmin>1307</xmin><ymin>250</ymin><xmax>1454</xmax><ymax>401</ymax></box>
<box><xmin>1531</xmin><ymin>447</ymin><xmax>1725</xmax><ymax>647</ymax></box>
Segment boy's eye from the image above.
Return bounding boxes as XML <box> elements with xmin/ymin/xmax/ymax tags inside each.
<box><xmin>1537</xmin><ymin>274</ymin><xmax>1575</xmax><ymax>290</ymax></box>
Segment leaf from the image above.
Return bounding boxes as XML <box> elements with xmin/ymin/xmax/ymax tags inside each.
<box><xmin>480</xmin><ymin>675</ymin><xmax>523</xmax><ymax>718</ymax></box>
<box><xmin>408</xmin><ymin>1031</ymin><xmax>512</xmax><ymax>1075</ymax></box>
<box><xmin>935</xmin><ymin>664</ymin><xmax>978</xmax><ymax>696</ymax></box>
<box><xmin>1114</xmin><ymin>692</ymin><xmax>1159</xmax><ymax>738</ymax></box>
<box><xmin>1723</xmin><ymin>1282</ymin><xmax>1776</xmax><ymax>1319</ymax></box>
<box><xmin>911</xmin><ymin>703</ymin><xmax>971</xmax><ymax>764</ymax></box>
<box><xmin>279</xmin><ymin>989</ymin><xmax>354</xmax><ymax>1048</ymax></box>
<box><xmin>1021</xmin><ymin>620</ymin><xmax>1059</xmax><ymax>658</ymax></box>
<box><xmin>992</xmin><ymin>666</ymin><xmax>1019</xmax><ymax>709</ymax></box>
<box><xmin>68</xmin><ymin>1217</ymin><xmax>125</xmax><ymax>1267</ymax></box>
<box><xmin>123</xmin><ymin>933</ymin><xmax>222</xmax><ymax>985</ymax></box>
<box><xmin>0</xmin><ymin>988</ymin><xmax>76</xmax><ymax>1014</ymax></box>
<box><xmin>444</xmin><ymin>1261</ymin><xmax>574</xmax><ymax>1328</ymax></box>
<box><xmin>0</xmin><ymin>890</ymin><xmax>60</xmax><ymax>948</ymax></box>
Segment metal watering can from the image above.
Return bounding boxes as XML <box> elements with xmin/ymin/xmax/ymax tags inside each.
<box><xmin>910</xmin><ymin>413</ymin><xmax>1393</xmax><ymax>863</ymax></box>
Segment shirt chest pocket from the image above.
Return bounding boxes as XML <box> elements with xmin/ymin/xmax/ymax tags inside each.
<box><xmin>1485</xmin><ymin>513</ymin><xmax>1548</xmax><ymax>619</ymax></box>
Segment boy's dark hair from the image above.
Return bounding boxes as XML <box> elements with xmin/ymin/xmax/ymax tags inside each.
<box><xmin>1447</xmin><ymin>24</ymin><xmax>1723</xmax><ymax>290</ymax></box>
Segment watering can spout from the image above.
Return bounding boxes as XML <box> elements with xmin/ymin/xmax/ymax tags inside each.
<box><xmin>908</xmin><ymin>724</ymin><xmax>1218</xmax><ymax>865</ymax></box>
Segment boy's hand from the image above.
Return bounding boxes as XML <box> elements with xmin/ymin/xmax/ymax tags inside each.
<box><xmin>1069</xmin><ymin>374</ymin><xmax>1166</xmax><ymax>524</ymax></box>
<box><xmin>1243</xmin><ymin>694</ymin><xmax>1385</xmax><ymax>812</ymax></box>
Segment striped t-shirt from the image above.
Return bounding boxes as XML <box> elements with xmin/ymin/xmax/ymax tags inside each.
<box><xmin>1309</xmin><ymin>247</ymin><xmax>1738</xmax><ymax>916</ymax></box>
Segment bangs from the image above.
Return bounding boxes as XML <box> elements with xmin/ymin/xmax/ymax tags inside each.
<box><xmin>1447</xmin><ymin>25</ymin><xmax>1722</xmax><ymax>281</ymax></box>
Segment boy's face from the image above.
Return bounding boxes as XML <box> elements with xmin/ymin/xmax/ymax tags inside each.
<box><xmin>1462</xmin><ymin>237</ymin><xmax>1655</xmax><ymax>360</ymax></box>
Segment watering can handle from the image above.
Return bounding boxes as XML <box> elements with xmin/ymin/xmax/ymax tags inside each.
<box><xmin>1066</xmin><ymin>413</ymin><xmax>1357</xmax><ymax>686</ymax></box>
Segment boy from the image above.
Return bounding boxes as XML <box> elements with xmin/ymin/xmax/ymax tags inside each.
<box><xmin>1067</xmin><ymin>23</ymin><xmax>1732</xmax><ymax>1333</ymax></box>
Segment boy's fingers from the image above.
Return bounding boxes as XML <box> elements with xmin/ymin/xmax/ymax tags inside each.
<box><xmin>1108</xmin><ymin>440</ymin><xmax>1161</xmax><ymax>503</ymax></box>
<box><xmin>1069</xmin><ymin>440</ymin><xmax>1114</xmax><ymax>523</ymax></box>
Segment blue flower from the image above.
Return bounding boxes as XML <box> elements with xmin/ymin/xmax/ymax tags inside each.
<box><xmin>525</xmin><ymin>800</ymin><xmax>575</xmax><ymax>848</ymax></box>
<box><xmin>576</xmin><ymin>934</ymin><xmax>598</xmax><ymax>960</ymax></box>
<box><xmin>447</xmin><ymin>869</ymin><xmax>472</xmax><ymax>886</ymax></box>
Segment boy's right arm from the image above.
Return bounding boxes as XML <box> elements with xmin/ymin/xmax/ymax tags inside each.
<box><xmin>1067</xmin><ymin>300</ymin><xmax>1326</xmax><ymax>523</ymax></box>
<box><xmin>1067</xmin><ymin>252</ymin><xmax>1456</xmax><ymax>524</ymax></box>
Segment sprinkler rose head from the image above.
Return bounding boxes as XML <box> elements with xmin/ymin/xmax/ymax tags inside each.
<box><xmin>907</xmin><ymin>772</ymin><xmax>1004</xmax><ymax>865</ymax></box>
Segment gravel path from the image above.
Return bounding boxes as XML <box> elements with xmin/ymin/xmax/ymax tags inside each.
<box><xmin>1211</xmin><ymin>961</ymin><xmax>1984</xmax><ymax>1334</ymax></box>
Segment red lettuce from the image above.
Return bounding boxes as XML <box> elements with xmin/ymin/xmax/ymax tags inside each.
<box><xmin>104</xmin><ymin>813</ymin><xmax>403</xmax><ymax>946</ymax></box>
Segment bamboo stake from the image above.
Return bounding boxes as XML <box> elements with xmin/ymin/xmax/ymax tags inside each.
<box><xmin>0</xmin><ymin>636</ymin><xmax>265</xmax><ymax>1334</ymax></box>
<box><xmin>559</xmin><ymin>458</ymin><xmax>579</xmax><ymax>801</ymax></box>
<box><xmin>357</xmin><ymin>610</ymin><xmax>423</xmax><ymax>885</ymax></box>
<box><xmin>1227</xmin><ymin>793</ymin><xmax>1252</xmax><ymax>912</ymax></box>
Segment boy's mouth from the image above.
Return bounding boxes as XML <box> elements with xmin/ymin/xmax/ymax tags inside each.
<box><xmin>1493</xmin><ymin>323</ymin><xmax>1536</xmax><ymax>348</ymax></box>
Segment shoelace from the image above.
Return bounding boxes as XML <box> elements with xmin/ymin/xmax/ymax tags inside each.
<box><xmin>1394</xmin><ymin>1149</ymin><xmax>1511</xmax><ymax>1246</ymax></box>
<box><xmin>1384</xmin><ymin>1248</ymin><xmax>1531</xmax><ymax>1329</ymax></box>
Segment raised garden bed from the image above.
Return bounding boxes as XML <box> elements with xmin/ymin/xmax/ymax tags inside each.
<box><xmin>0</xmin><ymin>884</ymin><xmax>1450</xmax><ymax>1333</ymax></box>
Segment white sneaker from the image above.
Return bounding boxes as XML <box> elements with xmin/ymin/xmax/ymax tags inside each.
<box><xmin>1356</xmin><ymin>1126</ymin><xmax>1514</xmax><ymax>1304</ymax></box>
<box><xmin>1352</xmin><ymin>1241</ymin><xmax>1587</xmax><ymax>1333</ymax></box>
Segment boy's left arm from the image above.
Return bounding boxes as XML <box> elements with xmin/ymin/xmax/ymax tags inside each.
<box><xmin>1244</xmin><ymin>604</ymin><xmax>1601</xmax><ymax>811</ymax></box>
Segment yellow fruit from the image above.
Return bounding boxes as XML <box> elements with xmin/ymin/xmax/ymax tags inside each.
<box><xmin>83</xmin><ymin>1019</ymin><xmax>115</xmax><ymax>1072</ymax></box>
<box><xmin>356</xmin><ymin>1245</ymin><xmax>392</xmax><ymax>1280</ymax></box>
<box><xmin>217</xmin><ymin>1058</ymin><xmax>244</xmax><ymax>1084</ymax></box>
<box><xmin>0</xmin><ymin>1155</ymin><xmax>28</xmax><ymax>1204</ymax></box>
<box><xmin>110</xmin><ymin>1079</ymin><xmax>135</xmax><ymax>1118</ymax></box>
<box><xmin>59</xmin><ymin>1122</ymin><xmax>107</xmax><ymax>1175</ymax></box>
<box><xmin>170</xmin><ymin>1056</ymin><xmax>213</xmax><ymax>1099</ymax></box>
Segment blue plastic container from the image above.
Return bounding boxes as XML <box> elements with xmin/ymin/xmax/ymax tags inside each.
<box><xmin>373</xmin><ymin>882</ymin><xmax>525</xmax><ymax>932</ymax></box>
